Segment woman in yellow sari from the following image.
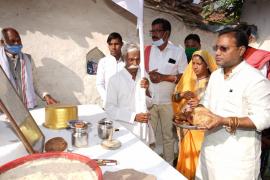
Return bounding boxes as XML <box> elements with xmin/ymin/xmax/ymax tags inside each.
<box><xmin>172</xmin><ymin>50</ymin><xmax>217</xmax><ymax>180</ymax></box>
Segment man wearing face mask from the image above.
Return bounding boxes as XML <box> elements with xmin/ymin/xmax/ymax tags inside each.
<box><xmin>184</xmin><ymin>34</ymin><xmax>201</xmax><ymax>63</ymax></box>
<box><xmin>105</xmin><ymin>43</ymin><xmax>155</xmax><ymax>144</ymax></box>
<box><xmin>0</xmin><ymin>27</ymin><xmax>57</xmax><ymax>109</ymax></box>
<box><xmin>144</xmin><ymin>18</ymin><xmax>188</xmax><ymax>165</ymax></box>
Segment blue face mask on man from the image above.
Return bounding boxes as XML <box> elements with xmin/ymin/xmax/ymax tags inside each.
<box><xmin>5</xmin><ymin>44</ymin><xmax>23</xmax><ymax>54</ymax></box>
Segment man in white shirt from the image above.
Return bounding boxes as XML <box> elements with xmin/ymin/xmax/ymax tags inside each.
<box><xmin>236</xmin><ymin>23</ymin><xmax>270</xmax><ymax>179</ymax></box>
<box><xmin>0</xmin><ymin>27</ymin><xmax>57</xmax><ymax>109</ymax></box>
<box><xmin>96</xmin><ymin>32</ymin><xmax>125</xmax><ymax>106</ymax></box>
<box><xmin>105</xmin><ymin>43</ymin><xmax>155</xmax><ymax>144</ymax></box>
<box><xmin>195</xmin><ymin>28</ymin><xmax>270</xmax><ymax>180</ymax></box>
<box><xmin>145</xmin><ymin>18</ymin><xmax>187</xmax><ymax>165</ymax></box>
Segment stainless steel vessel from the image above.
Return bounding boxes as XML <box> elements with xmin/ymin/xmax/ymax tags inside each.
<box><xmin>97</xmin><ymin>118</ymin><xmax>113</xmax><ymax>140</ymax></box>
<box><xmin>72</xmin><ymin>122</ymin><xmax>88</xmax><ymax>147</ymax></box>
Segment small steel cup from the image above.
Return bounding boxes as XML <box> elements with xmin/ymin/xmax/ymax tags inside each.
<box><xmin>97</xmin><ymin>118</ymin><xmax>113</xmax><ymax>140</ymax></box>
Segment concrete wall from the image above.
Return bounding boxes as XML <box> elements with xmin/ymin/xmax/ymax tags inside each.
<box><xmin>241</xmin><ymin>0</ymin><xmax>270</xmax><ymax>50</ymax></box>
<box><xmin>0</xmin><ymin>0</ymin><xmax>268</xmax><ymax>106</ymax></box>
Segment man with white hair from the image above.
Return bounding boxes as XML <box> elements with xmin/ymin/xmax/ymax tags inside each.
<box><xmin>105</xmin><ymin>43</ymin><xmax>155</xmax><ymax>144</ymax></box>
<box><xmin>0</xmin><ymin>27</ymin><xmax>57</xmax><ymax>109</ymax></box>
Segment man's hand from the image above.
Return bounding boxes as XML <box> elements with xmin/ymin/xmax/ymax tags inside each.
<box><xmin>149</xmin><ymin>69</ymin><xmax>162</xmax><ymax>83</ymax></box>
<box><xmin>140</xmin><ymin>77</ymin><xmax>149</xmax><ymax>89</ymax></box>
<box><xmin>44</xmin><ymin>95</ymin><xmax>58</xmax><ymax>105</ymax></box>
<box><xmin>203</xmin><ymin>111</ymin><xmax>225</xmax><ymax>130</ymax></box>
<box><xmin>135</xmin><ymin>112</ymin><xmax>150</xmax><ymax>123</ymax></box>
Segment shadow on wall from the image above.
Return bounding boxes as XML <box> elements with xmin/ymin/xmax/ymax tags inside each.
<box><xmin>0</xmin><ymin>0</ymin><xmax>136</xmax><ymax>48</ymax></box>
<box><xmin>36</xmin><ymin>58</ymin><xmax>82</xmax><ymax>105</ymax></box>
<box><xmin>0</xmin><ymin>0</ymin><xmax>139</xmax><ymax>105</ymax></box>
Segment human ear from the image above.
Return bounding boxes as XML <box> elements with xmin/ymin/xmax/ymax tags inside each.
<box><xmin>239</xmin><ymin>46</ymin><xmax>246</xmax><ymax>57</ymax></box>
<box><xmin>162</xmin><ymin>31</ymin><xmax>168</xmax><ymax>38</ymax></box>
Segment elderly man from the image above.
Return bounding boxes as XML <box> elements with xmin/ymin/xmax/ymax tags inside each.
<box><xmin>144</xmin><ymin>18</ymin><xmax>187</xmax><ymax>165</ymax></box>
<box><xmin>105</xmin><ymin>43</ymin><xmax>154</xmax><ymax>144</ymax></box>
<box><xmin>0</xmin><ymin>27</ymin><xmax>57</xmax><ymax>109</ymax></box>
<box><xmin>195</xmin><ymin>28</ymin><xmax>270</xmax><ymax>180</ymax></box>
<box><xmin>96</xmin><ymin>32</ymin><xmax>125</xmax><ymax>106</ymax></box>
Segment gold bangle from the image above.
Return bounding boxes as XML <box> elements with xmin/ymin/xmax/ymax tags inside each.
<box><xmin>230</xmin><ymin>117</ymin><xmax>239</xmax><ymax>135</ymax></box>
<box><xmin>235</xmin><ymin>117</ymin><xmax>240</xmax><ymax>129</ymax></box>
<box><xmin>225</xmin><ymin>117</ymin><xmax>232</xmax><ymax>133</ymax></box>
<box><xmin>225</xmin><ymin>117</ymin><xmax>239</xmax><ymax>134</ymax></box>
<box><xmin>231</xmin><ymin>117</ymin><xmax>236</xmax><ymax>134</ymax></box>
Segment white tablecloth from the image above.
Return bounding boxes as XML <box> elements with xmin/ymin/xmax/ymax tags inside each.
<box><xmin>0</xmin><ymin>104</ymin><xmax>186</xmax><ymax>180</ymax></box>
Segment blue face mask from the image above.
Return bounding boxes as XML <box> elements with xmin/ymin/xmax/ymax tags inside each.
<box><xmin>152</xmin><ymin>38</ymin><xmax>164</xmax><ymax>47</ymax></box>
<box><xmin>5</xmin><ymin>44</ymin><xmax>23</xmax><ymax>54</ymax></box>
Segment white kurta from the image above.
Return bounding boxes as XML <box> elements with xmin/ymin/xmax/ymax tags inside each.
<box><xmin>96</xmin><ymin>55</ymin><xmax>125</xmax><ymax>104</ymax></box>
<box><xmin>105</xmin><ymin>68</ymin><xmax>155</xmax><ymax>144</ymax></box>
<box><xmin>196</xmin><ymin>61</ymin><xmax>270</xmax><ymax>180</ymax></box>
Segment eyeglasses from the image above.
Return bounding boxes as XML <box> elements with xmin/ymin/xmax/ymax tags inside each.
<box><xmin>213</xmin><ymin>45</ymin><xmax>238</xmax><ymax>52</ymax></box>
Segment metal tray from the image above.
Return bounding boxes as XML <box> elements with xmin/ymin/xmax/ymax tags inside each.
<box><xmin>173</xmin><ymin>122</ymin><xmax>206</xmax><ymax>130</ymax></box>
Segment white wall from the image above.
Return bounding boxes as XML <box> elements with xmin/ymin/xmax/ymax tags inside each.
<box><xmin>2</xmin><ymin>0</ymin><xmax>268</xmax><ymax>106</ymax></box>
<box><xmin>241</xmin><ymin>0</ymin><xmax>270</xmax><ymax>50</ymax></box>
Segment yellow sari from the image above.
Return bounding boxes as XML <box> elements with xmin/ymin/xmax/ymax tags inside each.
<box><xmin>173</xmin><ymin>50</ymin><xmax>217</xmax><ymax>180</ymax></box>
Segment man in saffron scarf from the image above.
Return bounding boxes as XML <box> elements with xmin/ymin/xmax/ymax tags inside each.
<box><xmin>172</xmin><ymin>50</ymin><xmax>217</xmax><ymax>179</ymax></box>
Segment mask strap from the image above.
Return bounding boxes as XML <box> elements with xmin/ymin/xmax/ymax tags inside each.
<box><xmin>160</xmin><ymin>31</ymin><xmax>167</xmax><ymax>41</ymax></box>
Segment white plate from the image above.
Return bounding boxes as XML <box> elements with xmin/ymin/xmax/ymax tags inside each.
<box><xmin>173</xmin><ymin>122</ymin><xmax>206</xmax><ymax>130</ymax></box>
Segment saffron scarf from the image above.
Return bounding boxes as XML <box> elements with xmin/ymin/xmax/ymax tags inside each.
<box><xmin>244</xmin><ymin>46</ymin><xmax>270</xmax><ymax>79</ymax></box>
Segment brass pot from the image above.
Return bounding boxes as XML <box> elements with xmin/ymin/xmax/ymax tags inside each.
<box><xmin>44</xmin><ymin>104</ymin><xmax>78</xmax><ymax>129</ymax></box>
